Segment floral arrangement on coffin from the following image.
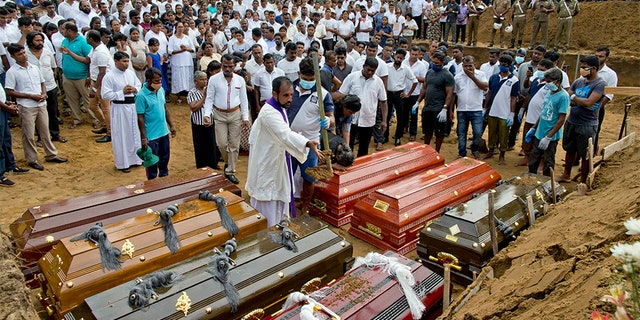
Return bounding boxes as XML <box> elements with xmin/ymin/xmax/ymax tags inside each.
<box><xmin>594</xmin><ymin>217</ymin><xmax>640</xmax><ymax>320</ymax></box>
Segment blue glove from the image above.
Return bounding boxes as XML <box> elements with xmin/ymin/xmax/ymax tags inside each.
<box><xmin>437</xmin><ymin>109</ymin><xmax>447</xmax><ymax>123</ymax></box>
<box><xmin>318</xmin><ymin>116</ymin><xmax>330</xmax><ymax>130</ymax></box>
<box><xmin>538</xmin><ymin>136</ymin><xmax>551</xmax><ymax>150</ymax></box>
<box><xmin>525</xmin><ymin>128</ymin><xmax>535</xmax><ymax>143</ymax></box>
<box><xmin>518</xmin><ymin>108</ymin><xmax>525</xmax><ymax>122</ymax></box>
<box><xmin>506</xmin><ymin>112</ymin><xmax>514</xmax><ymax>127</ymax></box>
<box><xmin>411</xmin><ymin>102</ymin><xmax>418</xmax><ymax>115</ymax></box>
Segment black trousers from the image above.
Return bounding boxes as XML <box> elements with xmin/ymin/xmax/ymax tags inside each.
<box><xmin>349</xmin><ymin>124</ymin><xmax>374</xmax><ymax>158</ymax></box>
<box><xmin>386</xmin><ymin>91</ymin><xmax>403</xmax><ymax>141</ymax></box>
<box><xmin>191</xmin><ymin>122</ymin><xmax>220</xmax><ymax>169</ymax></box>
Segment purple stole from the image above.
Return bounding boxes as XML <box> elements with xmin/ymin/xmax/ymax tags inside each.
<box><xmin>266</xmin><ymin>97</ymin><xmax>297</xmax><ymax>218</ymax></box>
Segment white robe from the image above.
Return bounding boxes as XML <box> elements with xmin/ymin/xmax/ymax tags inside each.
<box><xmin>101</xmin><ymin>68</ymin><xmax>143</xmax><ymax>170</ymax></box>
<box><xmin>245</xmin><ymin>99</ymin><xmax>309</xmax><ymax>227</ymax></box>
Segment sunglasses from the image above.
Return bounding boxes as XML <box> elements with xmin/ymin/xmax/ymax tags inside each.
<box><xmin>580</xmin><ymin>66</ymin><xmax>592</xmax><ymax>71</ymax></box>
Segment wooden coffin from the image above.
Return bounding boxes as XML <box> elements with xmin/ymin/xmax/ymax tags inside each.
<box><xmin>63</xmin><ymin>215</ymin><xmax>353</xmax><ymax>320</ymax></box>
<box><xmin>37</xmin><ymin>191</ymin><xmax>265</xmax><ymax>317</ymax></box>
<box><xmin>265</xmin><ymin>251</ymin><xmax>444</xmax><ymax>320</ymax></box>
<box><xmin>310</xmin><ymin>143</ymin><xmax>444</xmax><ymax>227</ymax></box>
<box><xmin>349</xmin><ymin>158</ymin><xmax>502</xmax><ymax>254</ymax></box>
<box><xmin>417</xmin><ymin>174</ymin><xmax>566</xmax><ymax>284</ymax></box>
<box><xmin>11</xmin><ymin>167</ymin><xmax>240</xmax><ymax>287</ymax></box>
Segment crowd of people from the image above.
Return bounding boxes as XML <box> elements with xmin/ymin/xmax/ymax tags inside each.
<box><xmin>0</xmin><ymin>0</ymin><xmax>619</xmax><ymax>228</ymax></box>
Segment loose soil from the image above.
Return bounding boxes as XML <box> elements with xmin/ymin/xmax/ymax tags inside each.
<box><xmin>0</xmin><ymin>2</ymin><xmax>638</xmax><ymax>318</ymax></box>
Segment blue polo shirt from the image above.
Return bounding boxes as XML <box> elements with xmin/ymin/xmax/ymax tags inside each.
<box><xmin>61</xmin><ymin>35</ymin><xmax>92</xmax><ymax>80</ymax></box>
<box><xmin>136</xmin><ymin>84</ymin><xmax>170</xmax><ymax>141</ymax></box>
<box><xmin>287</xmin><ymin>79</ymin><xmax>334</xmax><ymax>141</ymax></box>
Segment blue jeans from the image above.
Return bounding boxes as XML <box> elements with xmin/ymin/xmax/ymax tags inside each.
<box><xmin>146</xmin><ymin>134</ymin><xmax>170</xmax><ymax>180</ymax></box>
<box><xmin>457</xmin><ymin>111</ymin><xmax>483</xmax><ymax>157</ymax></box>
<box><xmin>292</xmin><ymin>146</ymin><xmax>318</xmax><ymax>182</ymax></box>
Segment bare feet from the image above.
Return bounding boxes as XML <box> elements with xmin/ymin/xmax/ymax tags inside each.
<box><xmin>498</xmin><ymin>156</ymin><xmax>506</xmax><ymax>165</ymax></box>
<box><xmin>555</xmin><ymin>174</ymin><xmax>571</xmax><ymax>183</ymax></box>
<box><xmin>482</xmin><ymin>153</ymin><xmax>493</xmax><ymax>160</ymax></box>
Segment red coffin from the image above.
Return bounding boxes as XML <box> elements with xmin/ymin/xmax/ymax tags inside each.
<box><xmin>310</xmin><ymin>143</ymin><xmax>444</xmax><ymax>227</ymax></box>
<box><xmin>9</xmin><ymin>167</ymin><xmax>240</xmax><ymax>287</ymax></box>
<box><xmin>349</xmin><ymin>158</ymin><xmax>501</xmax><ymax>254</ymax></box>
<box><xmin>265</xmin><ymin>251</ymin><xmax>444</xmax><ymax>320</ymax></box>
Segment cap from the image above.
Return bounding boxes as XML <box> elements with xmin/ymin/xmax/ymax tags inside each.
<box><xmin>516</xmin><ymin>48</ymin><xmax>527</xmax><ymax>56</ymax></box>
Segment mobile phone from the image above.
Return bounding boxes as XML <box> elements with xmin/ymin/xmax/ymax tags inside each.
<box><xmin>528</xmin><ymin>66</ymin><xmax>533</xmax><ymax>72</ymax></box>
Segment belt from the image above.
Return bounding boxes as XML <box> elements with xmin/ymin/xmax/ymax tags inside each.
<box><xmin>112</xmin><ymin>96</ymin><xmax>136</xmax><ymax>104</ymax></box>
<box><xmin>469</xmin><ymin>14</ymin><xmax>478</xmax><ymax>16</ymax></box>
<box><xmin>514</xmin><ymin>14</ymin><xmax>526</xmax><ymax>17</ymax></box>
<box><xmin>215</xmin><ymin>105</ymin><xmax>240</xmax><ymax>113</ymax></box>
<box><xmin>387</xmin><ymin>90</ymin><xmax>403</xmax><ymax>94</ymax></box>
<box><xmin>558</xmin><ymin>16</ymin><xmax>572</xmax><ymax>20</ymax></box>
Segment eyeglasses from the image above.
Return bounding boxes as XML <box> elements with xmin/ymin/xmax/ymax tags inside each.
<box><xmin>580</xmin><ymin>67</ymin><xmax>592</xmax><ymax>71</ymax></box>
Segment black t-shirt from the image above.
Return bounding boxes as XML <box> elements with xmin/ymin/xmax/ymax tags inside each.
<box><xmin>424</xmin><ymin>68</ymin><xmax>455</xmax><ymax>112</ymax></box>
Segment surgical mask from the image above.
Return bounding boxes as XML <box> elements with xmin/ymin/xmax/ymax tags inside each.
<box><xmin>234</xmin><ymin>62</ymin><xmax>242</xmax><ymax>72</ymax></box>
<box><xmin>515</xmin><ymin>56</ymin><xmax>524</xmax><ymax>64</ymax></box>
<box><xmin>299</xmin><ymin>79</ymin><xmax>315</xmax><ymax>90</ymax></box>
<box><xmin>431</xmin><ymin>64</ymin><xmax>443</xmax><ymax>71</ymax></box>
<box><xmin>534</xmin><ymin>70</ymin><xmax>544</xmax><ymax>80</ymax></box>
<box><xmin>579</xmin><ymin>67</ymin><xmax>591</xmax><ymax>78</ymax></box>
<box><xmin>545</xmin><ymin>82</ymin><xmax>558</xmax><ymax>91</ymax></box>
<box><xmin>151</xmin><ymin>83</ymin><xmax>162</xmax><ymax>91</ymax></box>
<box><xmin>499</xmin><ymin>65</ymin><xmax>510</xmax><ymax>73</ymax></box>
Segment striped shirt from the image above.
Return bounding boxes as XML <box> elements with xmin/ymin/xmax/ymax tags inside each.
<box><xmin>187</xmin><ymin>88</ymin><xmax>206</xmax><ymax>126</ymax></box>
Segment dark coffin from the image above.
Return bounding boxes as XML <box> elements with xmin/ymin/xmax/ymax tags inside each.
<box><xmin>266</xmin><ymin>251</ymin><xmax>444</xmax><ymax>320</ymax></box>
<box><xmin>63</xmin><ymin>215</ymin><xmax>353</xmax><ymax>320</ymax></box>
<box><xmin>310</xmin><ymin>143</ymin><xmax>444</xmax><ymax>227</ymax></box>
<box><xmin>417</xmin><ymin>174</ymin><xmax>566</xmax><ymax>284</ymax></box>
<box><xmin>349</xmin><ymin>158</ymin><xmax>502</xmax><ymax>254</ymax></box>
<box><xmin>37</xmin><ymin>191</ymin><xmax>265</xmax><ymax>317</ymax></box>
<box><xmin>10</xmin><ymin>167</ymin><xmax>240</xmax><ymax>287</ymax></box>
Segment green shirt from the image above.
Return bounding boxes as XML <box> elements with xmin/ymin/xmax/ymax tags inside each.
<box><xmin>61</xmin><ymin>35</ymin><xmax>92</xmax><ymax>80</ymax></box>
<box><xmin>136</xmin><ymin>84</ymin><xmax>170</xmax><ymax>141</ymax></box>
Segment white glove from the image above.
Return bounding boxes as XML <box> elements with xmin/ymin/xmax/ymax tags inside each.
<box><xmin>538</xmin><ymin>136</ymin><xmax>551</xmax><ymax>150</ymax></box>
<box><xmin>411</xmin><ymin>102</ymin><xmax>419</xmax><ymax>114</ymax></box>
<box><xmin>506</xmin><ymin>112</ymin><xmax>514</xmax><ymax>127</ymax></box>
<box><xmin>437</xmin><ymin>108</ymin><xmax>447</xmax><ymax>123</ymax></box>
<box><xmin>318</xmin><ymin>116</ymin><xmax>330</xmax><ymax>130</ymax></box>
<box><xmin>518</xmin><ymin>108</ymin><xmax>525</xmax><ymax>122</ymax></box>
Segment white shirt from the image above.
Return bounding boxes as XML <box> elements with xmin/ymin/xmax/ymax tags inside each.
<box><xmin>386</xmin><ymin>62</ymin><xmax>417</xmax><ymax>92</ymax></box>
<box><xmin>402</xmin><ymin>58</ymin><xmax>428</xmax><ymax>95</ymax></box>
<box><xmin>480</xmin><ymin>61</ymin><xmax>500</xmax><ymax>78</ymax></box>
<box><xmin>51</xmin><ymin>32</ymin><xmax>65</xmax><ymax>69</ymax></box>
<box><xmin>88</xmin><ymin>44</ymin><xmax>113</xmax><ymax>81</ymax></box>
<box><xmin>101</xmin><ymin>67</ymin><xmax>142</xmax><ymax>102</ymax></box>
<box><xmin>39</xmin><ymin>14</ymin><xmax>65</xmax><ymax>26</ymax></box>
<box><xmin>313</xmin><ymin>22</ymin><xmax>327</xmax><ymax>39</ymax></box>
<box><xmin>253</xmin><ymin>67</ymin><xmax>285</xmax><ymax>102</ymax></box>
<box><xmin>488</xmin><ymin>75</ymin><xmax>519</xmax><ymax>119</ymax></box>
<box><xmin>355</xmin><ymin>17</ymin><xmax>372</xmax><ymax>42</ymax></box>
<box><xmin>213</xmin><ymin>30</ymin><xmax>228</xmax><ymax>51</ymax></box>
<box><xmin>598</xmin><ymin>63</ymin><xmax>618</xmax><ymax>101</ymax></box>
<box><xmin>336</xmin><ymin>19</ymin><xmax>355</xmax><ymax>39</ymax></box>
<box><xmin>525</xmin><ymin>80</ymin><xmax>549</xmax><ymax>125</ymax></box>
<box><xmin>277</xmin><ymin>57</ymin><xmax>302</xmax><ymax>82</ymax></box>
<box><xmin>320</xmin><ymin>18</ymin><xmax>337</xmax><ymax>38</ymax></box>
<box><xmin>75</xmin><ymin>11</ymin><xmax>98</xmax><ymax>30</ymax></box>
<box><xmin>26</xmin><ymin>48</ymin><xmax>57</xmax><ymax>91</ymax></box>
<box><xmin>168</xmin><ymin>34</ymin><xmax>194</xmax><ymax>67</ymax></box>
<box><xmin>5</xmin><ymin>63</ymin><xmax>45</xmax><ymax>108</ymax></box>
<box><xmin>58</xmin><ymin>1</ymin><xmax>80</xmax><ymax>19</ymax></box>
<box><xmin>144</xmin><ymin>30</ymin><xmax>168</xmax><ymax>56</ymax></box>
<box><xmin>409</xmin><ymin>0</ymin><xmax>426</xmax><ymax>16</ymax></box>
<box><xmin>454</xmin><ymin>69</ymin><xmax>487</xmax><ymax>112</ymax></box>
<box><xmin>245</xmin><ymin>59</ymin><xmax>264</xmax><ymax>78</ymax></box>
<box><xmin>339</xmin><ymin>71</ymin><xmax>387</xmax><ymax>127</ymax></box>
<box><xmin>352</xmin><ymin>56</ymin><xmax>389</xmax><ymax>79</ymax></box>
<box><xmin>203</xmin><ymin>72</ymin><xmax>250</xmax><ymax>121</ymax></box>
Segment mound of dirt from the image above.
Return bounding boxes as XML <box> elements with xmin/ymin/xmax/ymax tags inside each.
<box><xmin>0</xmin><ymin>233</ymin><xmax>38</xmax><ymax>320</ymax></box>
<box><xmin>473</xmin><ymin>2</ymin><xmax>640</xmax><ymax>55</ymax></box>
<box><xmin>448</xmin><ymin>143</ymin><xmax>640</xmax><ymax>319</ymax></box>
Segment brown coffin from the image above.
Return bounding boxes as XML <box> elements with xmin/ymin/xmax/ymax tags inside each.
<box><xmin>10</xmin><ymin>167</ymin><xmax>240</xmax><ymax>287</ymax></box>
<box><xmin>309</xmin><ymin>143</ymin><xmax>444</xmax><ymax>227</ymax></box>
<box><xmin>266</xmin><ymin>251</ymin><xmax>444</xmax><ymax>320</ymax></box>
<box><xmin>349</xmin><ymin>158</ymin><xmax>502</xmax><ymax>254</ymax></box>
<box><xmin>37</xmin><ymin>191</ymin><xmax>266</xmax><ymax>317</ymax></box>
<box><xmin>418</xmin><ymin>174</ymin><xmax>566</xmax><ymax>284</ymax></box>
<box><xmin>65</xmin><ymin>215</ymin><xmax>353</xmax><ymax>320</ymax></box>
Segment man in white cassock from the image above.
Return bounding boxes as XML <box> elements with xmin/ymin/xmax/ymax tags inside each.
<box><xmin>101</xmin><ymin>51</ymin><xmax>143</xmax><ymax>173</ymax></box>
<box><xmin>245</xmin><ymin>76</ymin><xmax>323</xmax><ymax>228</ymax></box>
